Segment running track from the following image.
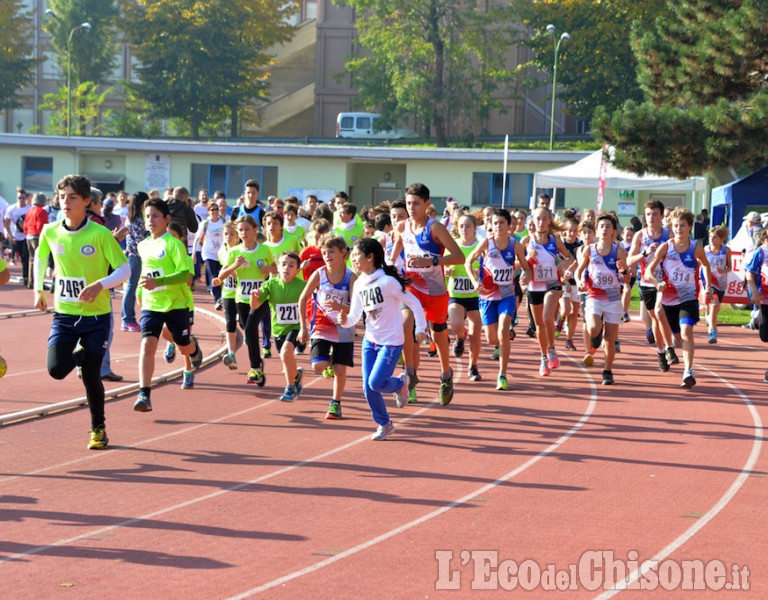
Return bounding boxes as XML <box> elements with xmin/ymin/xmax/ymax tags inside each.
<box><xmin>1</xmin><ymin>261</ymin><xmax>766</xmax><ymax>598</ymax></box>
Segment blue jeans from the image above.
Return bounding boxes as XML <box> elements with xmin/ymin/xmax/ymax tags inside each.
<box><xmin>361</xmin><ymin>339</ymin><xmax>404</xmax><ymax>426</ymax></box>
<box><xmin>121</xmin><ymin>253</ymin><xmax>142</xmax><ymax>326</ymax></box>
<box><xmin>101</xmin><ymin>300</ymin><xmax>115</xmax><ymax>377</ymax></box>
<box><xmin>205</xmin><ymin>258</ymin><xmax>222</xmax><ymax>302</ymax></box>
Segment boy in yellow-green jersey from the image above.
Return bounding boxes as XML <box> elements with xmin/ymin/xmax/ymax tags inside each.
<box><xmin>214</xmin><ymin>221</ymin><xmax>241</xmax><ymax>369</ymax></box>
<box><xmin>216</xmin><ymin>215</ymin><xmax>277</xmax><ymax>385</ymax></box>
<box><xmin>35</xmin><ymin>174</ymin><xmax>130</xmax><ymax>449</ymax></box>
<box><xmin>334</xmin><ymin>203</ymin><xmax>365</xmax><ymax>267</ymax></box>
<box><xmin>134</xmin><ymin>198</ymin><xmax>203</xmax><ymax>412</ymax></box>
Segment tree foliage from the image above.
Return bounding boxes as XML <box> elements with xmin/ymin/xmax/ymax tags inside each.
<box><xmin>0</xmin><ymin>1</ymin><xmax>40</xmax><ymax>109</ymax></box>
<box><xmin>336</xmin><ymin>0</ymin><xmax>519</xmax><ymax>147</ymax></box>
<box><xmin>593</xmin><ymin>0</ymin><xmax>768</xmax><ymax>178</ymax></box>
<box><xmin>37</xmin><ymin>82</ymin><xmax>113</xmax><ymax>135</ymax></box>
<box><xmin>120</xmin><ymin>0</ymin><xmax>294</xmax><ymax>140</ymax></box>
<box><xmin>512</xmin><ymin>0</ymin><xmax>666</xmax><ymax>120</ymax></box>
<box><xmin>43</xmin><ymin>0</ymin><xmax>120</xmax><ymax>86</ymax></box>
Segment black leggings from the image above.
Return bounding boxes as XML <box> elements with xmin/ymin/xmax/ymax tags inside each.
<box><xmin>236</xmin><ymin>302</ymin><xmax>270</xmax><ymax>369</ymax></box>
<box><xmin>48</xmin><ymin>343</ymin><xmax>105</xmax><ymax>429</ymax></box>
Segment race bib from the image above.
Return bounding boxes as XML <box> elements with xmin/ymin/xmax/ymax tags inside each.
<box><xmin>360</xmin><ymin>285</ymin><xmax>385</xmax><ymax>310</ymax></box>
<box><xmin>668</xmin><ymin>269</ymin><xmax>692</xmax><ymax>285</ymax></box>
<box><xmin>239</xmin><ymin>279</ymin><xmax>264</xmax><ymax>296</ymax></box>
<box><xmin>276</xmin><ymin>303</ymin><xmax>299</xmax><ymax>324</ymax></box>
<box><xmin>594</xmin><ymin>273</ymin><xmax>618</xmax><ymax>288</ymax></box>
<box><xmin>492</xmin><ymin>268</ymin><xmax>515</xmax><ymax>285</ymax></box>
<box><xmin>452</xmin><ymin>276</ymin><xmax>474</xmax><ymax>292</ymax></box>
<box><xmin>144</xmin><ymin>267</ymin><xmax>166</xmax><ymax>292</ymax></box>
<box><xmin>535</xmin><ymin>265</ymin><xmax>556</xmax><ymax>281</ymax></box>
<box><xmin>223</xmin><ymin>275</ymin><xmax>237</xmax><ymax>292</ymax></box>
<box><xmin>57</xmin><ymin>276</ymin><xmax>87</xmax><ymax>302</ymax></box>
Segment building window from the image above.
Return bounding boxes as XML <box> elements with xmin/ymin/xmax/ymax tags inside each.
<box><xmin>191</xmin><ymin>164</ymin><xmax>278</xmax><ymax>200</ymax></box>
<box><xmin>23</xmin><ymin>156</ymin><xmax>53</xmax><ymax>191</ymax></box>
<box><xmin>472</xmin><ymin>172</ymin><xmax>534</xmax><ymax>208</ymax></box>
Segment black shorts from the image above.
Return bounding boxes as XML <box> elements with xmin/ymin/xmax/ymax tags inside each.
<box><xmin>639</xmin><ymin>285</ymin><xmax>659</xmax><ymax>311</ymax></box>
<box><xmin>310</xmin><ymin>338</ymin><xmax>355</xmax><ymax>367</ymax></box>
<box><xmin>712</xmin><ymin>288</ymin><xmax>725</xmax><ymax>303</ymax></box>
<box><xmin>527</xmin><ymin>287</ymin><xmax>562</xmax><ymax>306</ymax></box>
<box><xmin>141</xmin><ymin>308</ymin><xmax>192</xmax><ymax>345</ymax></box>
<box><xmin>274</xmin><ymin>329</ymin><xmax>306</xmax><ymax>353</ymax></box>
<box><xmin>448</xmin><ymin>296</ymin><xmax>479</xmax><ymax>312</ymax></box>
<box><xmin>48</xmin><ymin>312</ymin><xmax>111</xmax><ymax>355</ymax></box>
<box><xmin>625</xmin><ymin>276</ymin><xmax>636</xmax><ymax>290</ymax></box>
<box><xmin>662</xmin><ymin>300</ymin><xmax>699</xmax><ymax>329</ymax></box>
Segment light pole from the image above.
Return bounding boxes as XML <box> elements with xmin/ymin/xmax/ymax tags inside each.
<box><xmin>67</xmin><ymin>22</ymin><xmax>91</xmax><ymax>136</ymax></box>
<box><xmin>546</xmin><ymin>24</ymin><xmax>569</xmax><ymax>151</ymax></box>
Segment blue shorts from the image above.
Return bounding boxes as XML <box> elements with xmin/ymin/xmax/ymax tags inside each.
<box><xmin>141</xmin><ymin>308</ymin><xmax>192</xmax><ymax>345</ymax></box>
<box><xmin>48</xmin><ymin>312</ymin><xmax>111</xmax><ymax>354</ymax></box>
<box><xmin>479</xmin><ymin>296</ymin><xmax>517</xmax><ymax>326</ymax></box>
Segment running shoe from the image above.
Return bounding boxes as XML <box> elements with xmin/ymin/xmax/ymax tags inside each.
<box><xmin>658</xmin><ymin>351</ymin><xmax>670</xmax><ymax>372</ymax></box>
<box><xmin>438</xmin><ymin>376</ymin><xmax>454</xmax><ymax>406</ymax></box>
<box><xmin>666</xmin><ymin>347</ymin><xmax>680</xmax><ymax>365</ymax></box>
<box><xmin>491</xmin><ymin>346</ymin><xmax>500</xmax><ymax>361</ymax></box>
<box><xmin>87</xmin><ymin>425</ymin><xmax>109</xmax><ymax>450</ymax></box>
<box><xmin>263</xmin><ymin>348</ymin><xmax>272</xmax><ymax>359</ymax></box>
<box><xmin>509</xmin><ymin>328</ymin><xmax>516</xmax><ymax>341</ymax></box>
<box><xmin>468</xmin><ymin>365</ymin><xmax>482</xmax><ymax>382</ymax></box>
<box><xmin>0</xmin><ymin>355</ymin><xmax>6</xmax><ymax>377</ymax></box>
<box><xmin>189</xmin><ymin>337</ymin><xmax>203</xmax><ymax>369</ymax></box>
<box><xmin>708</xmin><ymin>330</ymin><xmax>717</xmax><ymax>344</ymax></box>
<box><xmin>394</xmin><ymin>372</ymin><xmax>410</xmax><ymax>408</ymax></box>
<box><xmin>222</xmin><ymin>352</ymin><xmax>238</xmax><ymax>370</ymax></box>
<box><xmin>322</xmin><ymin>364</ymin><xmax>335</xmax><ymax>379</ymax></box>
<box><xmin>247</xmin><ymin>368</ymin><xmax>266</xmax><ymax>387</ymax></box>
<box><xmin>279</xmin><ymin>385</ymin><xmax>298</xmax><ymax>402</ymax></box>
<box><xmin>163</xmin><ymin>342</ymin><xmax>176</xmax><ymax>364</ymax></box>
<box><xmin>496</xmin><ymin>374</ymin><xmax>509</xmax><ymax>390</ymax></box>
<box><xmin>371</xmin><ymin>420</ymin><xmax>395</xmax><ymax>441</ymax></box>
<box><xmin>408</xmin><ymin>387</ymin><xmax>418</xmax><ymax>404</ymax></box>
<box><xmin>133</xmin><ymin>390</ymin><xmax>152</xmax><ymax>412</ymax></box>
<box><xmin>408</xmin><ymin>371</ymin><xmax>419</xmax><ymax>390</ymax></box>
<box><xmin>681</xmin><ymin>369</ymin><xmax>696</xmax><ymax>389</ymax></box>
<box><xmin>214</xmin><ymin>299</ymin><xmax>222</xmax><ymax>311</ymax></box>
<box><xmin>601</xmin><ymin>370</ymin><xmax>614</xmax><ymax>386</ymax></box>
<box><xmin>539</xmin><ymin>357</ymin><xmax>551</xmax><ymax>376</ymax></box>
<box><xmin>614</xmin><ymin>341</ymin><xmax>621</xmax><ymax>354</ymax></box>
<box><xmin>122</xmin><ymin>322</ymin><xmax>141</xmax><ymax>332</ymax></box>
<box><xmin>452</xmin><ymin>337</ymin><xmax>465</xmax><ymax>357</ymax></box>
<box><xmin>646</xmin><ymin>329</ymin><xmax>655</xmax><ymax>345</ymax></box>
<box><xmin>547</xmin><ymin>349</ymin><xmax>560</xmax><ymax>370</ymax></box>
<box><xmin>181</xmin><ymin>370</ymin><xmax>194</xmax><ymax>389</ymax></box>
<box><xmin>325</xmin><ymin>400</ymin><xmax>342</xmax><ymax>419</ymax></box>
<box><xmin>564</xmin><ymin>339</ymin><xmax>576</xmax><ymax>352</ymax></box>
<box><xmin>427</xmin><ymin>342</ymin><xmax>437</xmax><ymax>357</ymax></box>
<box><xmin>582</xmin><ymin>353</ymin><xmax>594</xmax><ymax>368</ymax></box>
<box><xmin>294</xmin><ymin>367</ymin><xmax>303</xmax><ymax>395</ymax></box>
<box><xmin>554</xmin><ymin>316</ymin><xmax>563</xmax><ymax>338</ymax></box>
<box><xmin>525</xmin><ymin>326</ymin><xmax>536</xmax><ymax>338</ymax></box>
<box><xmin>622</xmin><ymin>312</ymin><xmax>631</xmax><ymax>323</ymax></box>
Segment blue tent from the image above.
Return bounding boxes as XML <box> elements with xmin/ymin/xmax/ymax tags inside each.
<box><xmin>711</xmin><ymin>166</ymin><xmax>768</xmax><ymax>235</ymax></box>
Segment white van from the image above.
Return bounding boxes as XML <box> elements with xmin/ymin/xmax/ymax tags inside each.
<box><xmin>336</xmin><ymin>112</ymin><xmax>413</xmax><ymax>139</ymax></box>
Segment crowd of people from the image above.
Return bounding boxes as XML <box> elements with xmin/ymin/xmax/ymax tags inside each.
<box><xmin>0</xmin><ymin>175</ymin><xmax>760</xmax><ymax>451</ymax></box>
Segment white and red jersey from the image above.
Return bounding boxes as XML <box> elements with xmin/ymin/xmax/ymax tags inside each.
<box><xmin>478</xmin><ymin>236</ymin><xmax>517</xmax><ymax>301</ymax></box>
<box><xmin>639</xmin><ymin>227</ymin><xmax>669</xmax><ymax>287</ymax></box>
<box><xmin>401</xmin><ymin>217</ymin><xmax>446</xmax><ymax>295</ymax></box>
<box><xmin>527</xmin><ymin>234</ymin><xmax>561</xmax><ymax>292</ymax></box>
<box><xmin>585</xmin><ymin>242</ymin><xmax>622</xmax><ymax>302</ymax></box>
<box><xmin>310</xmin><ymin>267</ymin><xmax>355</xmax><ymax>343</ymax></box>
<box><xmin>703</xmin><ymin>244</ymin><xmax>727</xmax><ymax>292</ymax></box>
<box><xmin>661</xmin><ymin>239</ymin><xmax>699</xmax><ymax>306</ymax></box>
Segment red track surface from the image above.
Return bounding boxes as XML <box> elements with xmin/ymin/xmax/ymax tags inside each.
<box><xmin>1</xmin><ymin>261</ymin><xmax>766</xmax><ymax>599</ymax></box>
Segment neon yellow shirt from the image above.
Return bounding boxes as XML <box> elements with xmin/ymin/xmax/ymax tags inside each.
<box><xmin>138</xmin><ymin>232</ymin><xmax>194</xmax><ymax>312</ymax></box>
<box><xmin>218</xmin><ymin>243</ymin><xmax>238</xmax><ymax>300</ymax></box>
<box><xmin>225</xmin><ymin>243</ymin><xmax>275</xmax><ymax>304</ymax></box>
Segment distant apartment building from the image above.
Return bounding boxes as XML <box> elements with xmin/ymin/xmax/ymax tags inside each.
<box><xmin>1</xmin><ymin>0</ymin><xmax>579</xmax><ymax>140</ymax></box>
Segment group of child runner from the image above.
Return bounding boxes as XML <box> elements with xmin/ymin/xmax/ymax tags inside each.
<box><xmin>22</xmin><ymin>174</ymin><xmax>756</xmax><ymax>451</ymax></box>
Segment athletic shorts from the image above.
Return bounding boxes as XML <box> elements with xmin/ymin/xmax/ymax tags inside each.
<box><xmin>625</xmin><ymin>276</ymin><xmax>636</xmax><ymax>290</ymax></box>
<box><xmin>310</xmin><ymin>338</ymin><xmax>355</xmax><ymax>367</ymax></box>
<box><xmin>449</xmin><ymin>296</ymin><xmax>479</xmax><ymax>313</ymax></box>
<box><xmin>141</xmin><ymin>308</ymin><xmax>192</xmax><ymax>345</ymax></box>
<box><xmin>527</xmin><ymin>287</ymin><xmax>562</xmax><ymax>306</ymax></box>
<box><xmin>479</xmin><ymin>296</ymin><xmax>517</xmax><ymax>326</ymax></box>
<box><xmin>407</xmin><ymin>286</ymin><xmax>449</xmax><ymax>326</ymax></box>
<box><xmin>662</xmin><ymin>299</ymin><xmax>699</xmax><ymax>328</ymax></box>
<box><xmin>639</xmin><ymin>285</ymin><xmax>659</xmax><ymax>311</ymax></box>
<box><xmin>275</xmin><ymin>329</ymin><xmax>306</xmax><ymax>353</ymax></box>
<box><xmin>585</xmin><ymin>297</ymin><xmax>623</xmax><ymax>325</ymax></box>
<box><xmin>563</xmin><ymin>282</ymin><xmax>579</xmax><ymax>304</ymax></box>
<box><xmin>48</xmin><ymin>312</ymin><xmax>111</xmax><ymax>355</ymax></box>
<box><xmin>712</xmin><ymin>288</ymin><xmax>725</xmax><ymax>303</ymax></box>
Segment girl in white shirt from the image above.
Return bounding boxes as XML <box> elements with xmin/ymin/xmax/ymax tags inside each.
<box><xmin>340</xmin><ymin>238</ymin><xmax>427</xmax><ymax>440</ymax></box>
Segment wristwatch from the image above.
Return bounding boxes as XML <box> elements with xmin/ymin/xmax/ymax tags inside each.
<box><xmin>432</xmin><ymin>256</ymin><xmax>439</xmax><ymax>266</ymax></box>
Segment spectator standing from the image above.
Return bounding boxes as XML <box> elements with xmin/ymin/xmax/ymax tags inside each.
<box><xmin>5</xmin><ymin>188</ymin><xmax>31</xmax><ymax>283</ymax></box>
<box><xmin>122</xmin><ymin>192</ymin><xmax>148</xmax><ymax>332</ymax></box>
<box><xmin>23</xmin><ymin>193</ymin><xmax>49</xmax><ymax>289</ymax></box>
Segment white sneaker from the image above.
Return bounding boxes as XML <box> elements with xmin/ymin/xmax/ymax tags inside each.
<box><xmin>371</xmin><ymin>420</ymin><xmax>395</xmax><ymax>441</ymax></box>
<box><xmin>393</xmin><ymin>372</ymin><xmax>410</xmax><ymax>408</ymax></box>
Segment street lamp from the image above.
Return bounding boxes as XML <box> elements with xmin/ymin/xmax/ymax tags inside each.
<box><xmin>67</xmin><ymin>22</ymin><xmax>92</xmax><ymax>136</ymax></box>
<box><xmin>546</xmin><ymin>24</ymin><xmax>570</xmax><ymax>151</ymax></box>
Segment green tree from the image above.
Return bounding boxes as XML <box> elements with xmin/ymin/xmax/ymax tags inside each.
<box><xmin>120</xmin><ymin>0</ymin><xmax>294</xmax><ymax>140</ymax></box>
<box><xmin>0</xmin><ymin>1</ymin><xmax>40</xmax><ymax>110</ymax></box>
<box><xmin>336</xmin><ymin>0</ymin><xmax>519</xmax><ymax>147</ymax></box>
<box><xmin>43</xmin><ymin>0</ymin><xmax>120</xmax><ymax>86</ymax></box>
<box><xmin>593</xmin><ymin>0</ymin><xmax>768</xmax><ymax>178</ymax></box>
<box><xmin>38</xmin><ymin>82</ymin><xmax>113</xmax><ymax>135</ymax></box>
<box><xmin>513</xmin><ymin>0</ymin><xmax>666</xmax><ymax>120</ymax></box>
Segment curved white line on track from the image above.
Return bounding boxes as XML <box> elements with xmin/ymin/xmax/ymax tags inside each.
<box><xmin>225</xmin><ymin>361</ymin><xmax>599</xmax><ymax>599</ymax></box>
<box><xmin>594</xmin><ymin>365</ymin><xmax>763</xmax><ymax>599</ymax></box>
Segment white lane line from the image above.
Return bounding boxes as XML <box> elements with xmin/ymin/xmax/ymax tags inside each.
<box><xmin>224</xmin><ymin>363</ymin><xmax>599</xmax><ymax>599</ymax></box>
<box><xmin>594</xmin><ymin>365</ymin><xmax>763</xmax><ymax>599</ymax></box>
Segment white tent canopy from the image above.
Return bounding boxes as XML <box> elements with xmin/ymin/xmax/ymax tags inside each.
<box><xmin>533</xmin><ymin>149</ymin><xmax>706</xmax><ymax>192</ymax></box>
